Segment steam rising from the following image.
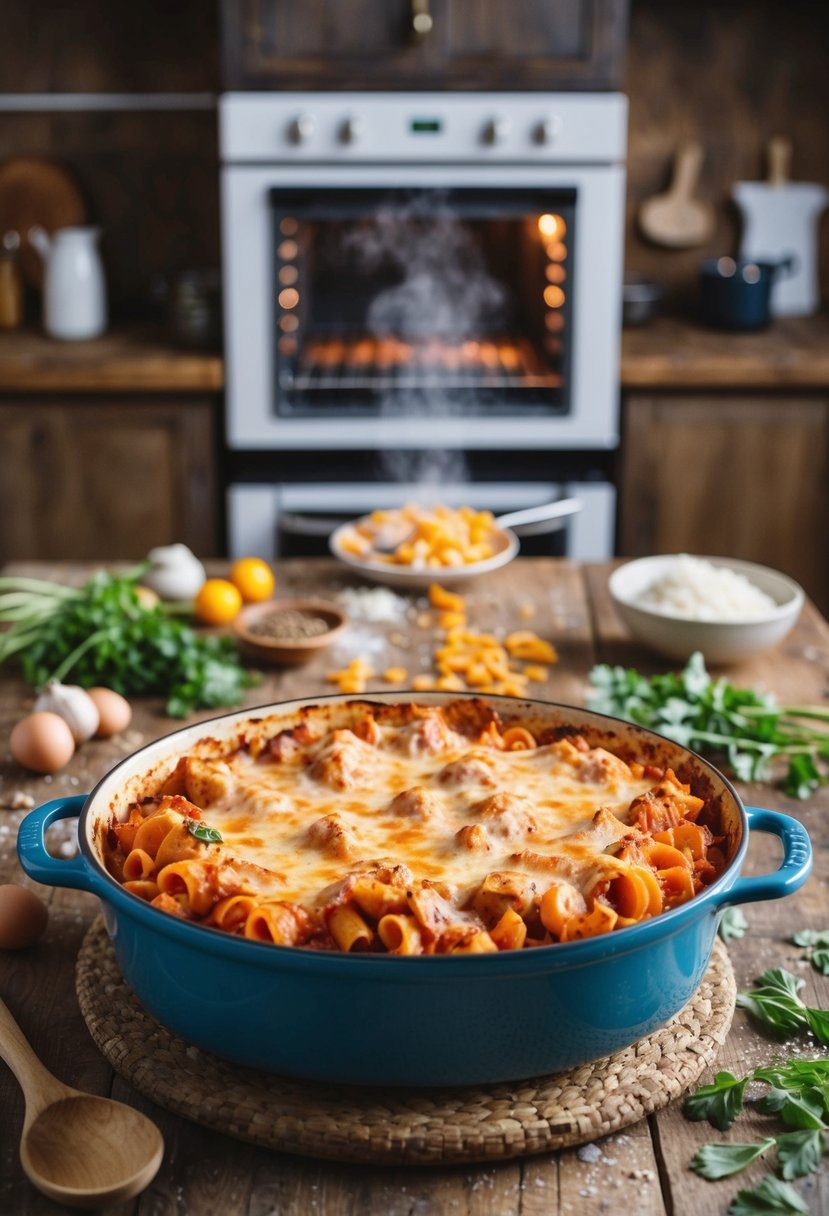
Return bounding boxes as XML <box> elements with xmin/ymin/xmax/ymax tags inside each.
<box><xmin>340</xmin><ymin>193</ymin><xmax>508</xmax><ymax>486</ymax></box>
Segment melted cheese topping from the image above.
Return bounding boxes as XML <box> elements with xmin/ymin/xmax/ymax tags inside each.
<box><xmin>181</xmin><ymin>719</ymin><xmax>656</xmax><ymax>908</ymax></box>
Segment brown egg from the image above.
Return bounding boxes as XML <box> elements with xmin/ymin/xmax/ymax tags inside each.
<box><xmin>87</xmin><ymin>687</ymin><xmax>132</xmax><ymax>737</ymax></box>
<box><xmin>0</xmin><ymin>884</ymin><xmax>49</xmax><ymax>949</ymax></box>
<box><xmin>10</xmin><ymin>712</ymin><xmax>76</xmax><ymax>773</ymax></box>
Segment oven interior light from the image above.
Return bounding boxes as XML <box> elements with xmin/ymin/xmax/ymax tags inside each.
<box><xmin>543</xmin><ymin>285</ymin><xmax>565</xmax><ymax>309</ymax></box>
<box><xmin>278</xmin><ymin>287</ymin><xmax>300</xmax><ymax>310</ymax></box>
<box><xmin>280</xmin><ymin>217</ymin><xmax>299</xmax><ymax>236</ymax></box>
<box><xmin>538</xmin><ymin>213</ymin><xmax>565</xmax><ymax>240</ymax></box>
<box><xmin>278</xmin><ymin>239</ymin><xmax>299</xmax><ymax>260</ymax></box>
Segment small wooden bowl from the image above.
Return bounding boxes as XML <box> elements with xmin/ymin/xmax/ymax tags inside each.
<box><xmin>233</xmin><ymin>598</ymin><xmax>348</xmax><ymax>666</ymax></box>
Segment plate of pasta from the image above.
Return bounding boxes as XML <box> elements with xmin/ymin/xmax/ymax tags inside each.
<box><xmin>19</xmin><ymin>692</ymin><xmax>811</xmax><ymax>1086</ymax></box>
<box><xmin>329</xmin><ymin>503</ymin><xmax>519</xmax><ymax>588</ymax></box>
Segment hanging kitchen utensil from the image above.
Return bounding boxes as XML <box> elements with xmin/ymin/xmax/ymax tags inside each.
<box><xmin>638</xmin><ymin>141</ymin><xmax>715</xmax><ymax>248</ymax></box>
<box><xmin>732</xmin><ymin>136</ymin><xmax>828</xmax><ymax>317</ymax></box>
<box><xmin>0</xmin><ymin>157</ymin><xmax>87</xmax><ymax>287</ymax></box>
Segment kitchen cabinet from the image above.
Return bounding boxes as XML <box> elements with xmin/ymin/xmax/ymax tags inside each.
<box><xmin>221</xmin><ymin>0</ymin><xmax>628</xmax><ymax>91</ymax></box>
<box><xmin>0</xmin><ymin>328</ymin><xmax>223</xmax><ymax>563</ymax></box>
<box><xmin>0</xmin><ymin>398</ymin><xmax>218</xmax><ymax>563</ymax></box>
<box><xmin>618</xmin><ymin>392</ymin><xmax>829</xmax><ymax>613</ymax></box>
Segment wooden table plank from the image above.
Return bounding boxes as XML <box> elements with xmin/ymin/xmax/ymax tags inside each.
<box><xmin>1</xmin><ymin>559</ymin><xmax>827</xmax><ymax>1216</ymax></box>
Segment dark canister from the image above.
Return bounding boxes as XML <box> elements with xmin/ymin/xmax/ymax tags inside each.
<box><xmin>699</xmin><ymin>255</ymin><xmax>794</xmax><ymax>331</ymax></box>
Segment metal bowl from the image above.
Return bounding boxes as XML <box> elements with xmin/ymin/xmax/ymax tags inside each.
<box><xmin>622</xmin><ymin>275</ymin><xmax>664</xmax><ymax>327</ymax></box>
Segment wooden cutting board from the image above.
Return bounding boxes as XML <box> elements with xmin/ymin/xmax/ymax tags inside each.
<box><xmin>0</xmin><ymin>156</ymin><xmax>88</xmax><ymax>286</ymax></box>
<box><xmin>732</xmin><ymin>137</ymin><xmax>828</xmax><ymax>316</ymax></box>
<box><xmin>638</xmin><ymin>141</ymin><xmax>715</xmax><ymax>248</ymax></box>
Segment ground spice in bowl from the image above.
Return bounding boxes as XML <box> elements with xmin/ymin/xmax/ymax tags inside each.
<box><xmin>234</xmin><ymin>598</ymin><xmax>347</xmax><ymax>666</ymax></box>
<box><xmin>247</xmin><ymin>608</ymin><xmax>331</xmax><ymax>641</ymax></box>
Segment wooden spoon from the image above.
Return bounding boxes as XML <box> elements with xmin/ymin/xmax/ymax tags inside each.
<box><xmin>0</xmin><ymin>995</ymin><xmax>164</xmax><ymax>1208</ymax></box>
<box><xmin>639</xmin><ymin>141</ymin><xmax>715</xmax><ymax>248</ymax></box>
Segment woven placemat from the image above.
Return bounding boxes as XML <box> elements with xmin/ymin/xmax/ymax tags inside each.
<box><xmin>76</xmin><ymin>917</ymin><xmax>735</xmax><ymax>1165</ymax></box>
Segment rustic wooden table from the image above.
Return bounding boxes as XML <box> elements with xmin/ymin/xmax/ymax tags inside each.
<box><xmin>1</xmin><ymin>559</ymin><xmax>827</xmax><ymax>1216</ymax></box>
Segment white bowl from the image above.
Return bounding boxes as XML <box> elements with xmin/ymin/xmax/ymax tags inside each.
<box><xmin>609</xmin><ymin>555</ymin><xmax>804</xmax><ymax>664</ymax></box>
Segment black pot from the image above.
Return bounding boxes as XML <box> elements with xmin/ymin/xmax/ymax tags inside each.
<box><xmin>699</xmin><ymin>256</ymin><xmax>795</xmax><ymax>332</ymax></box>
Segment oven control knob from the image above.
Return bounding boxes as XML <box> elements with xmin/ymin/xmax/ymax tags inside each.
<box><xmin>288</xmin><ymin>113</ymin><xmax>317</xmax><ymax>144</ymax></box>
<box><xmin>482</xmin><ymin>116</ymin><xmax>512</xmax><ymax>146</ymax></box>
<box><xmin>340</xmin><ymin>115</ymin><xmax>366</xmax><ymax>145</ymax></box>
<box><xmin>534</xmin><ymin>115</ymin><xmax>563</xmax><ymax>146</ymax></box>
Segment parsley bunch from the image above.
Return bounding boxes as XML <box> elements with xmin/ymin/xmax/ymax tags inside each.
<box><xmin>587</xmin><ymin>651</ymin><xmax>829</xmax><ymax>798</ymax></box>
<box><xmin>0</xmin><ymin>569</ymin><xmax>258</xmax><ymax>718</ymax></box>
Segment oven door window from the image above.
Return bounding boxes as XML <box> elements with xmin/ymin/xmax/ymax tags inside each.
<box><xmin>270</xmin><ymin>188</ymin><xmax>575</xmax><ymax>420</ymax></box>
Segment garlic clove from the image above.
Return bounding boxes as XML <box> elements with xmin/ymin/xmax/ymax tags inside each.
<box><xmin>140</xmin><ymin>543</ymin><xmax>206</xmax><ymax>601</ymax></box>
<box><xmin>33</xmin><ymin>680</ymin><xmax>100</xmax><ymax>744</ymax></box>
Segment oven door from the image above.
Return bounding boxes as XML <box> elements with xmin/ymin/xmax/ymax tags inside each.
<box><xmin>227</xmin><ymin>480</ymin><xmax>615</xmax><ymax>562</ymax></box>
<box><xmin>222</xmin><ymin>163</ymin><xmax>625</xmax><ymax>451</ymax></box>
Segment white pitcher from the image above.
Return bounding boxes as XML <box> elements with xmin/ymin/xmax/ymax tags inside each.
<box><xmin>28</xmin><ymin>225</ymin><xmax>107</xmax><ymax>340</ymax></box>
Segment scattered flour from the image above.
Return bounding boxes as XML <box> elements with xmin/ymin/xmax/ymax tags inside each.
<box><xmin>336</xmin><ymin>586</ymin><xmax>409</xmax><ymax>623</ymax></box>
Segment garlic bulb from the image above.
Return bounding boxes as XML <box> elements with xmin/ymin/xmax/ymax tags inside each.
<box><xmin>33</xmin><ymin>681</ymin><xmax>100</xmax><ymax>744</ymax></box>
<box><xmin>140</xmin><ymin>543</ymin><xmax>206</xmax><ymax>601</ymax></box>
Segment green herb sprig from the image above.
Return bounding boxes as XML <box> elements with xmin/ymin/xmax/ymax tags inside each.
<box><xmin>685</xmin><ymin>1059</ymin><xmax>829</xmax><ymax>1189</ymax></box>
<box><xmin>0</xmin><ymin>569</ymin><xmax>258</xmax><ymax>718</ymax></box>
<box><xmin>791</xmin><ymin>931</ymin><xmax>829</xmax><ymax>978</ymax></box>
<box><xmin>587</xmin><ymin>651</ymin><xmax>829</xmax><ymax>798</ymax></box>
<box><xmin>186</xmin><ymin>820</ymin><xmax>223</xmax><ymax>845</ymax></box>
<box><xmin>727</xmin><ymin>1176</ymin><xmax>810</xmax><ymax>1215</ymax></box>
<box><xmin>737</xmin><ymin>969</ymin><xmax>829</xmax><ymax>1046</ymax></box>
<box><xmin>684</xmin><ymin>940</ymin><xmax>829</xmax><ymax>1213</ymax></box>
<box><xmin>720</xmin><ymin>908</ymin><xmax>750</xmax><ymax>943</ymax></box>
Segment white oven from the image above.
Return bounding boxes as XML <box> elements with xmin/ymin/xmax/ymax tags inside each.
<box><xmin>219</xmin><ymin>91</ymin><xmax>627</xmax><ymax>558</ymax></box>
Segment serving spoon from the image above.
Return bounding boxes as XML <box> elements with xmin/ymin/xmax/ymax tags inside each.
<box><xmin>0</xmin><ymin>995</ymin><xmax>164</xmax><ymax>1209</ymax></box>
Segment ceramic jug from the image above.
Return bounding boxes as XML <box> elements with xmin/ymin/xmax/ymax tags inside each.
<box><xmin>28</xmin><ymin>225</ymin><xmax>107</xmax><ymax>340</ymax></box>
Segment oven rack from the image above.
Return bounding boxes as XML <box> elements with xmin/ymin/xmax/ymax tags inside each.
<box><xmin>284</xmin><ymin>333</ymin><xmax>562</xmax><ymax>393</ymax></box>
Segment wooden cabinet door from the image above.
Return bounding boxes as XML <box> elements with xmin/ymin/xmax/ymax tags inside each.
<box><xmin>221</xmin><ymin>0</ymin><xmax>628</xmax><ymax>90</ymax></box>
<box><xmin>618</xmin><ymin>394</ymin><xmax>829</xmax><ymax>614</ymax></box>
<box><xmin>442</xmin><ymin>0</ymin><xmax>628</xmax><ymax>90</ymax></box>
<box><xmin>0</xmin><ymin>398</ymin><xmax>218</xmax><ymax>563</ymax></box>
<box><xmin>222</xmin><ymin>0</ymin><xmax>435</xmax><ymax>90</ymax></box>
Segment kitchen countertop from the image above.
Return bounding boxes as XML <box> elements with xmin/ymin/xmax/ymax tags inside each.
<box><xmin>1</xmin><ymin>313</ymin><xmax>829</xmax><ymax>394</ymax></box>
<box><xmin>619</xmin><ymin>312</ymin><xmax>829</xmax><ymax>389</ymax></box>
<box><xmin>1</xmin><ymin>558</ymin><xmax>827</xmax><ymax>1216</ymax></box>
<box><xmin>0</xmin><ymin>327</ymin><xmax>223</xmax><ymax>393</ymax></box>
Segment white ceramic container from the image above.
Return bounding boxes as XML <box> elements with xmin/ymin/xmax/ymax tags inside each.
<box><xmin>29</xmin><ymin>225</ymin><xmax>107</xmax><ymax>340</ymax></box>
<box><xmin>609</xmin><ymin>555</ymin><xmax>804</xmax><ymax>664</ymax></box>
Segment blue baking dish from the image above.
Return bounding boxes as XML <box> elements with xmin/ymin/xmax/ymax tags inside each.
<box><xmin>18</xmin><ymin>693</ymin><xmax>812</xmax><ymax>1086</ymax></box>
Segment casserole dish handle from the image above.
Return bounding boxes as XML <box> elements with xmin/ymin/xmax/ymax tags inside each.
<box><xmin>17</xmin><ymin>796</ymin><xmax>109</xmax><ymax>896</ymax></box>
<box><xmin>713</xmin><ymin>806</ymin><xmax>812</xmax><ymax>908</ymax></box>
